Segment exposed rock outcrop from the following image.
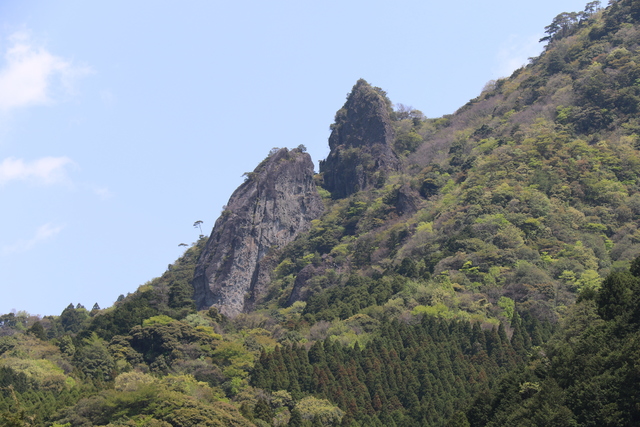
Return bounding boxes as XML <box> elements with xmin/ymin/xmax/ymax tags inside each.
<box><xmin>319</xmin><ymin>79</ymin><xmax>400</xmax><ymax>198</ymax></box>
<box><xmin>192</xmin><ymin>147</ymin><xmax>324</xmax><ymax>317</ymax></box>
<box><xmin>286</xmin><ymin>263</ymin><xmax>322</xmax><ymax>306</ymax></box>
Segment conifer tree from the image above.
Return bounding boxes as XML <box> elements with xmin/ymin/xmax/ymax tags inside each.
<box><xmin>254</xmin><ymin>398</ymin><xmax>273</xmax><ymax>424</ymax></box>
<box><xmin>288</xmin><ymin>409</ymin><xmax>303</xmax><ymax>427</ymax></box>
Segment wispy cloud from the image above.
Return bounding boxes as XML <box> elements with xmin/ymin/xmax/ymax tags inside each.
<box><xmin>0</xmin><ymin>156</ymin><xmax>75</xmax><ymax>186</ymax></box>
<box><xmin>100</xmin><ymin>89</ymin><xmax>116</xmax><ymax>106</ymax></box>
<box><xmin>494</xmin><ymin>34</ymin><xmax>544</xmax><ymax>78</ymax></box>
<box><xmin>0</xmin><ymin>31</ymin><xmax>91</xmax><ymax>112</ymax></box>
<box><xmin>1</xmin><ymin>223</ymin><xmax>65</xmax><ymax>256</ymax></box>
<box><xmin>91</xmin><ymin>185</ymin><xmax>114</xmax><ymax>200</ymax></box>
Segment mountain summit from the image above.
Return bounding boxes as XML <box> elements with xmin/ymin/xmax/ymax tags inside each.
<box><xmin>320</xmin><ymin>79</ymin><xmax>400</xmax><ymax>198</ymax></box>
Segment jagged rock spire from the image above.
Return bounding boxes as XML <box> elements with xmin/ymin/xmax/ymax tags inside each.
<box><xmin>320</xmin><ymin>79</ymin><xmax>400</xmax><ymax>198</ymax></box>
<box><xmin>192</xmin><ymin>147</ymin><xmax>324</xmax><ymax>317</ymax></box>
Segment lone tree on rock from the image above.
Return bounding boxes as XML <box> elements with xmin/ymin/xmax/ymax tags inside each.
<box><xmin>193</xmin><ymin>220</ymin><xmax>203</xmax><ymax>236</ymax></box>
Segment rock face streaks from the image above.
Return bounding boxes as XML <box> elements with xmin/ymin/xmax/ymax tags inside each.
<box><xmin>193</xmin><ymin>80</ymin><xmax>401</xmax><ymax>315</ymax></box>
<box><xmin>192</xmin><ymin>147</ymin><xmax>324</xmax><ymax>317</ymax></box>
<box><xmin>319</xmin><ymin>79</ymin><xmax>400</xmax><ymax>198</ymax></box>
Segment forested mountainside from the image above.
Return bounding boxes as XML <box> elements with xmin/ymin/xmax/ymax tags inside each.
<box><xmin>3</xmin><ymin>1</ymin><xmax>640</xmax><ymax>426</ymax></box>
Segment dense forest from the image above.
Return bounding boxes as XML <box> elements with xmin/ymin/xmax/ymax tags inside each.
<box><xmin>4</xmin><ymin>0</ymin><xmax>640</xmax><ymax>425</ymax></box>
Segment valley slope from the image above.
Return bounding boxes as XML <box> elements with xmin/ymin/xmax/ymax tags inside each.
<box><xmin>3</xmin><ymin>1</ymin><xmax>640</xmax><ymax>426</ymax></box>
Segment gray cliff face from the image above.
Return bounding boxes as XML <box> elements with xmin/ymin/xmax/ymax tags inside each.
<box><xmin>319</xmin><ymin>79</ymin><xmax>400</xmax><ymax>198</ymax></box>
<box><xmin>192</xmin><ymin>148</ymin><xmax>324</xmax><ymax>317</ymax></box>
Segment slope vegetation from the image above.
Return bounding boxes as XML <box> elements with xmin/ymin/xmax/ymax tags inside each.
<box><xmin>2</xmin><ymin>1</ymin><xmax>640</xmax><ymax>426</ymax></box>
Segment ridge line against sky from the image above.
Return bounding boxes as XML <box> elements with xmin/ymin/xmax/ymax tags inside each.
<box><xmin>0</xmin><ymin>0</ymin><xmax>591</xmax><ymax>316</ymax></box>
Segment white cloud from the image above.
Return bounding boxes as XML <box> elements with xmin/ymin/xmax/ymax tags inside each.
<box><xmin>494</xmin><ymin>34</ymin><xmax>544</xmax><ymax>78</ymax></box>
<box><xmin>1</xmin><ymin>223</ymin><xmax>64</xmax><ymax>256</ymax></box>
<box><xmin>0</xmin><ymin>31</ymin><xmax>91</xmax><ymax>112</ymax></box>
<box><xmin>0</xmin><ymin>156</ymin><xmax>75</xmax><ymax>186</ymax></box>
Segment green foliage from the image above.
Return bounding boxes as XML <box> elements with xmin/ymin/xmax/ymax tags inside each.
<box><xmin>0</xmin><ymin>336</ymin><xmax>80</xmax><ymax>425</ymax></box>
<box><xmin>393</xmin><ymin>113</ymin><xmax>426</xmax><ymax>155</ymax></box>
<box><xmin>75</xmin><ymin>333</ymin><xmax>114</xmax><ymax>382</ymax></box>
<box><xmin>469</xmin><ymin>254</ymin><xmax>640</xmax><ymax>425</ymax></box>
<box><xmin>58</xmin><ymin>303</ymin><xmax>90</xmax><ymax>334</ymax></box>
<box><xmin>8</xmin><ymin>3</ymin><xmax>640</xmax><ymax>426</ymax></box>
<box><xmin>27</xmin><ymin>322</ymin><xmax>47</xmax><ymax>341</ymax></box>
<box><xmin>53</xmin><ymin>376</ymin><xmax>253</xmax><ymax>427</ymax></box>
<box><xmin>84</xmin><ymin>238</ymin><xmax>206</xmax><ymax>341</ymax></box>
<box><xmin>596</xmin><ymin>270</ymin><xmax>640</xmax><ymax>321</ymax></box>
<box><xmin>124</xmin><ymin>317</ymin><xmax>223</xmax><ymax>373</ymax></box>
<box><xmin>295</xmin><ymin>396</ymin><xmax>344</xmax><ymax>425</ymax></box>
<box><xmin>497</xmin><ymin>297</ymin><xmax>515</xmax><ymax>321</ymax></box>
<box><xmin>302</xmin><ymin>275</ymin><xmax>404</xmax><ymax>322</ymax></box>
<box><xmin>253</xmin><ymin>315</ymin><xmax>531</xmax><ymax>425</ymax></box>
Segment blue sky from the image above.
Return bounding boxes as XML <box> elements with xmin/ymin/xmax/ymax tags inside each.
<box><xmin>0</xmin><ymin>0</ymin><xmax>592</xmax><ymax>316</ymax></box>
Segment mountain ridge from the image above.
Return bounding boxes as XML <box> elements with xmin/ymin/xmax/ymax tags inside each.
<box><xmin>3</xmin><ymin>1</ymin><xmax>640</xmax><ymax>426</ymax></box>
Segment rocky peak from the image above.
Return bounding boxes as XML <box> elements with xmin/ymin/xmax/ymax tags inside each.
<box><xmin>319</xmin><ymin>79</ymin><xmax>400</xmax><ymax>198</ymax></box>
<box><xmin>192</xmin><ymin>147</ymin><xmax>324</xmax><ymax>317</ymax></box>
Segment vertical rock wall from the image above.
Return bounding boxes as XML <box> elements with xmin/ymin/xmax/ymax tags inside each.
<box><xmin>192</xmin><ymin>148</ymin><xmax>324</xmax><ymax>317</ymax></box>
<box><xmin>319</xmin><ymin>79</ymin><xmax>400</xmax><ymax>198</ymax></box>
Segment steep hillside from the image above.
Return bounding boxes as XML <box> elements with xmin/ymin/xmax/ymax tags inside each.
<box><xmin>465</xmin><ymin>258</ymin><xmax>640</xmax><ymax>426</ymax></box>
<box><xmin>3</xmin><ymin>1</ymin><xmax>640</xmax><ymax>426</ymax></box>
<box><xmin>250</xmin><ymin>0</ymin><xmax>640</xmax><ymax>330</ymax></box>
